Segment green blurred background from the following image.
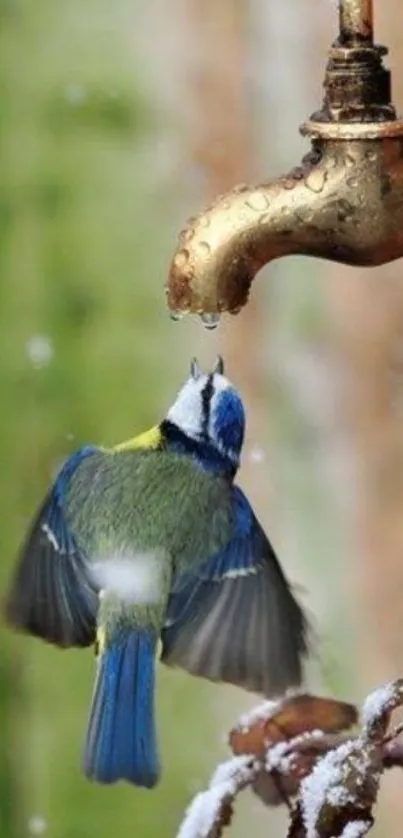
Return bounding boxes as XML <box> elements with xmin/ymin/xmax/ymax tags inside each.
<box><xmin>1</xmin><ymin>2</ymin><xmax>403</xmax><ymax>837</ymax></box>
<box><xmin>0</xmin><ymin>2</ymin><xmax>214</xmax><ymax>835</ymax></box>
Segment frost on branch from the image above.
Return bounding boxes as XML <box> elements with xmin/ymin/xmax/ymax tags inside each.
<box><xmin>291</xmin><ymin>738</ymin><xmax>379</xmax><ymax>838</ymax></box>
<box><xmin>176</xmin><ymin>679</ymin><xmax>403</xmax><ymax>838</ymax></box>
<box><xmin>231</xmin><ymin>692</ymin><xmax>358</xmax><ymax>808</ymax></box>
<box><xmin>290</xmin><ymin>677</ymin><xmax>403</xmax><ymax>838</ymax></box>
<box><xmin>177</xmin><ymin>693</ymin><xmax>357</xmax><ymax>838</ymax></box>
<box><xmin>361</xmin><ymin>678</ymin><xmax>403</xmax><ymax>743</ymax></box>
<box><xmin>176</xmin><ymin>755</ymin><xmax>255</xmax><ymax>838</ymax></box>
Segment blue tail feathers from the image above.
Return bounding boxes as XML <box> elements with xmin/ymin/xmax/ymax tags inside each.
<box><xmin>84</xmin><ymin>628</ymin><xmax>159</xmax><ymax>787</ymax></box>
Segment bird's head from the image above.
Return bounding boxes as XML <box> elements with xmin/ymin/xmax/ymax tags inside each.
<box><xmin>166</xmin><ymin>356</ymin><xmax>245</xmax><ymax>469</ymax></box>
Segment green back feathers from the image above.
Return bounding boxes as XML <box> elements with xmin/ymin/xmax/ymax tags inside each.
<box><xmin>65</xmin><ymin>448</ymin><xmax>233</xmax><ymax>572</ymax></box>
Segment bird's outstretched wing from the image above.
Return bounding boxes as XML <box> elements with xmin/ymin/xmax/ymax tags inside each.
<box><xmin>161</xmin><ymin>486</ymin><xmax>310</xmax><ymax>697</ymax></box>
<box><xmin>4</xmin><ymin>446</ymin><xmax>99</xmax><ymax>648</ymax></box>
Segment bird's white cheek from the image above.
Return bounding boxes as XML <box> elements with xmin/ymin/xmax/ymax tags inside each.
<box><xmin>168</xmin><ymin>401</ymin><xmax>201</xmax><ymax>438</ymax></box>
<box><xmin>167</xmin><ymin>379</ymin><xmax>206</xmax><ymax>439</ymax></box>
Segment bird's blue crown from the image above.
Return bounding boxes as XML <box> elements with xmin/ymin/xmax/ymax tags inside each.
<box><xmin>164</xmin><ymin>357</ymin><xmax>245</xmax><ymax>476</ymax></box>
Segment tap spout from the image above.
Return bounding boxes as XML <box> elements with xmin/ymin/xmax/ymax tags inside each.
<box><xmin>166</xmin><ymin>1</ymin><xmax>403</xmax><ymax>319</ymax></box>
<box><xmin>166</xmin><ymin>151</ymin><xmax>325</xmax><ymax>317</ymax></box>
<box><xmin>166</xmin><ymin>129</ymin><xmax>403</xmax><ymax>317</ymax></box>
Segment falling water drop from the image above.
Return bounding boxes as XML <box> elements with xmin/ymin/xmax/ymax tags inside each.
<box><xmin>169</xmin><ymin>309</ymin><xmax>184</xmax><ymax>322</ymax></box>
<box><xmin>28</xmin><ymin>815</ymin><xmax>47</xmax><ymax>835</ymax></box>
<box><xmin>26</xmin><ymin>334</ymin><xmax>54</xmax><ymax>368</ymax></box>
<box><xmin>200</xmin><ymin>312</ymin><xmax>220</xmax><ymax>330</ymax></box>
<box><xmin>249</xmin><ymin>446</ymin><xmax>266</xmax><ymax>464</ymax></box>
<box><xmin>65</xmin><ymin>83</ymin><xmax>87</xmax><ymax>106</ymax></box>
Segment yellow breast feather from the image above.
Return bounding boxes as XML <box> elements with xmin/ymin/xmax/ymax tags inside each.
<box><xmin>111</xmin><ymin>425</ymin><xmax>162</xmax><ymax>453</ymax></box>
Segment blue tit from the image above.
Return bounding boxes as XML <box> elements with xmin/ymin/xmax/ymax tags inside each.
<box><xmin>5</xmin><ymin>356</ymin><xmax>310</xmax><ymax>787</ymax></box>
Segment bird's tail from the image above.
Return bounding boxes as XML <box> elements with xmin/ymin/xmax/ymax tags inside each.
<box><xmin>83</xmin><ymin>625</ymin><xmax>159</xmax><ymax>787</ymax></box>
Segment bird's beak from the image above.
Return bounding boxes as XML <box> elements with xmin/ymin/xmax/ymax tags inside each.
<box><xmin>190</xmin><ymin>357</ymin><xmax>202</xmax><ymax>380</ymax></box>
<box><xmin>213</xmin><ymin>355</ymin><xmax>224</xmax><ymax>375</ymax></box>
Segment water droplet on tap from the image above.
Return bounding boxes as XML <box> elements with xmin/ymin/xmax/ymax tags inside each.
<box><xmin>197</xmin><ymin>241</ymin><xmax>211</xmax><ymax>257</ymax></box>
<box><xmin>304</xmin><ymin>169</ymin><xmax>327</xmax><ymax>193</ymax></box>
<box><xmin>174</xmin><ymin>248</ymin><xmax>189</xmax><ymax>269</ymax></box>
<box><xmin>200</xmin><ymin>312</ymin><xmax>220</xmax><ymax>330</ymax></box>
<box><xmin>169</xmin><ymin>309</ymin><xmax>184</xmax><ymax>322</ymax></box>
<box><xmin>181</xmin><ymin>226</ymin><xmax>195</xmax><ymax>244</ymax></box>
<box><xmin>246</xmin><ymin>192</ymin><xmax>269</xmax><ymax>211</ymax></box>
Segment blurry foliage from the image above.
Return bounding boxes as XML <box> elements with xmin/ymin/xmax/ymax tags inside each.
<box><xmin>45</xmin><ymin>85</ymin><xmax>150</xmax><ymax>137</ymax></box>
<box><xmin>0</xmin><ymin>2</ymin><xmax>219</xmax><ymax>837</ymax></box>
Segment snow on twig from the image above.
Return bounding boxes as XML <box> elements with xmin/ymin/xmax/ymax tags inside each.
<box><xmin>177</xmin><ymin>756</ymin><xmax>255</xmax><ymax>838</ymax></box>
<box><xmin>176</xmin><ymin>680</ymin><xmax>403</xmax><ymax>838</ymax></box>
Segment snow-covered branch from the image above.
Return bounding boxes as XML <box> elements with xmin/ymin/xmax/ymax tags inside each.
<box><xmin>176</xmin><ymin>679</ymin><xmax>403</xmax><ymax>838</ymax></box>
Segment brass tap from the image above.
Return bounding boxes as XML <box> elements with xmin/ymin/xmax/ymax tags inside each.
<box><xmin>166</xmin><ymin>0</ymin><xmax>403</xmax><ymax>320</ymax></box>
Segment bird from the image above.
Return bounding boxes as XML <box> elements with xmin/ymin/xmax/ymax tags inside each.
<box><xmin>4</xmin><ymin>356</ymin><xmax>310</xmax><ymax>789</ymax></box>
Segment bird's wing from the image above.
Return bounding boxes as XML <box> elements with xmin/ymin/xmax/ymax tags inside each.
<box><xmin>4</xmin><ymin>446</ymin><xmax>100</xmax><ymax>648</ymax></box>
<box><xmin>161</xmin><ymin>486</ymin><xmax>310</xmax><ymax>697</ymax></box>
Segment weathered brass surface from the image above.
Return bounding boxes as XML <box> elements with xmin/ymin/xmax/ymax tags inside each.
<box><xmin>339</xmin><ymin>0</ymin><xmax>373</xmax><ymax>44</ymax></box>
<box><xmin>166</xmin><ymin>0</ymin><xmax>403</xmax><ymax>317</ymax></box>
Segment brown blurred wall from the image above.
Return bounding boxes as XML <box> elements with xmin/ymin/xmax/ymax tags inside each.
<box><xmin>165</xmin><ymin>2</ymin><xmax>403</xmax><ymax>836</ymax></box>
<box><xmin>325</xmin><ymin>3</ymin><xmax>403</xmax><ymax>836</ymax></box>
<box><xmin>184</xmin><ymin>3</ymin><xmax>287</xmax><ymax>836</ymax></box>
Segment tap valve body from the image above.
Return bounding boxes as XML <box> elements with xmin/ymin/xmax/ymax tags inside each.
<box><xmin>318</xmin><ymin>42</ymin><xmax>395</xmax><ymax>123</ymax></box>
